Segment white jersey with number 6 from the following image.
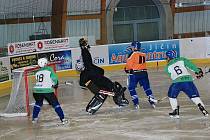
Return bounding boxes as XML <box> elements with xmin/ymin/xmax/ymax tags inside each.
<box><xmin>168</xmin><ymin>61</ymin><xmax>190</xmax><ymax>80</ymax></box>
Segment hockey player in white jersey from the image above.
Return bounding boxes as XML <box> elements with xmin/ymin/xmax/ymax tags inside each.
<box><xmin>32</xmin><ymin>58</ymin><xmax>68</xmax><ymax>125</ymax></box>
<box><xmin>164</xmin><ymin>50</ymin><xmax>208</xmax><ymax>118</ymax></box>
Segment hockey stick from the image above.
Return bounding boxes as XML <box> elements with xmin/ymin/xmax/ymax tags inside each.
<box><xmin>157</xmin><ymin>96</ymin><xmax>168</xmax><ymax>103</ymax></box>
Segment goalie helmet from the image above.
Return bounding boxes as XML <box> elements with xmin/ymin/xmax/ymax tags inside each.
<box><xmin>38</xmin><ymin>57</ymin><xmax>48</xmax><ymax>68</ymax></box>
<box><xmin>75</xmin><ymin>61</ymin><xmax>85</xmax><ymax>71</ymax></box>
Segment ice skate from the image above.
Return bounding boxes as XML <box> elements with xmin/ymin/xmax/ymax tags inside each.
<box><xmin>169</xmin><ymin>106</ymin><xmax>180</xmax><ymax>119</ymax></box>
<box><xmin>57</xmin><ymin>119</ymin><xmax>70</xmax><ymax>126</ymax></box>
<box><xmin>32</xmin><ymin>118</ymin><xmax>38</xmax><ymax>124</ymax></box>
<box><xmin>148</xmin><ymin>95</ymin><xmax>157</xmax><ymax>108</ymax></box>
<box><xmin>134</xmin><ymin>104</ymin><xmax>140</xmax><ymax>110</ymax></box>
<box><xmin>198</xmin><ymin>103</ymin><xmax>209</xmax><ymax>117</ymax></box>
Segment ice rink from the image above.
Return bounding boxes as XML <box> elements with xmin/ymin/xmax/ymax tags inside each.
<box><xmin>0</xmin><ymin>67</ymin><xmax>210</xmax><ymax>140</ymax></box>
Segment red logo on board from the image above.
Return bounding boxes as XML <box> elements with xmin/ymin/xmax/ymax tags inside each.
<box><xmin>37</xmin><ymin>41</ymin><xmax>43</xmax><ymax>49</ymax></box>
<box><xmin>9</xmin><ymin>45</ymin><xmax>14</xmax><ymax>53</ymax></box>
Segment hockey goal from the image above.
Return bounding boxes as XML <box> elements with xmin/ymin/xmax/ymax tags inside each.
<box><xmin>0</xmin><ymin>64</ymin><xmax>57</xmax><ymax>117</ymax></box>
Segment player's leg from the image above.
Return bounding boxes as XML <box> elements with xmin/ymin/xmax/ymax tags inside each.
<box><xmin>183</xmin><ymin>82</ymin><xmax>209</xmax><ymax>117</ymax></box>
<box><xmin>32</xmin><ymin>93</ymin><xmax>44</xmax><ymax>123</ymax></box>
<box><xmin>85</xmin><ymin>80</ymin><xmax>107</xmax><ymax>114</ymax></box>
<box><xmin>127</xmin><ymin>74</ymin><xmax>139</xmax><ymax>109</ymax></box>
<box><xmin>44</xmin><ymin>93</ymin><xmax>67</xmax><ymax>123</ymax></box>
<box><xmin>138</xmin><ymin>73</ymin><xmax>157</xmax><ymax>108</ymax></box>
<box><xmin>168</xmin><ymin>83</ymin><xmax>180</xmax><ymax>118</ymax></box>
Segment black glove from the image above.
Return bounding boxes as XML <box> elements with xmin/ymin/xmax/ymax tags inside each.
<box><xmin>124</xmin><ymin>68</ymin><xmax>134</xmax><ymax>74</ymax></box>
<box><xmin>195</xmin><ymin>68</ymin><xmax>203</xmax><ymax>79</ymax></box>
<box><xmin>124</xmin><ymin>67</ymin><xmax>129</xmax><ymax>73</ymax></box>
<box><xmin>52</xmin><ymin>81</ymin><xmax>59</xmax><ymax>89</ymax></box>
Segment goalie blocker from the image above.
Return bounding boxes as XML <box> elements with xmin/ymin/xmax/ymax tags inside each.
<box><xmin>85</xmin><ymin>80</ymin><xmax>129</xmax><ymax>114</ymax></box>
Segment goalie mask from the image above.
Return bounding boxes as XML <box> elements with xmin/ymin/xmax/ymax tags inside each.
<box><xmin>38</xmin><ymin>58</ymin><xmax>48</xmax><ymax>68</ymax></box>
<box><xmin>75</xmin><ymin>61</ymin><xmax>85</xmax><ymax>72</ymax></box>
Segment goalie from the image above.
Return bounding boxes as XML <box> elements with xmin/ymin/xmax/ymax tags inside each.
<box><xmin>164</xmin><ymin>50</ymin><xmax>208</xmax><ymax>118</ymax></box>
<box><xmin>32</xmin><ymin>57</ymin><xmax>68</xmax><ymax>125</ymax></box>
<box><xmin>76</xmin><ymin>38</ymin><xmax>129</xmax><ymax>114</ymax></box>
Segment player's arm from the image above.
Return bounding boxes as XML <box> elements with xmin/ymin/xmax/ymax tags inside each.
<box><xmin>48</xmin><ymin>67</ymin><xmax>59</xmax><ymax>88</ymax></box>
<box><xmin>183</xmin><ymin>57</ymin><xmax>203</xmax><ymax>78</ymax></box>
<box><xmin>182</xmin><ymin>57</ymin><xmax>200</xmax><ymax>72</ymax></box>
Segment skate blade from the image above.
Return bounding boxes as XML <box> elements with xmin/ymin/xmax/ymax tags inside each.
<box><xmin>204</xmin><ymin>113</ymin><xmax>209</xmax><ymax>117</ymax></box>
<box><xmin>170</xmin><ymin>115</ymin><xmax>180</xmax><ymax>119</ymax></box>
<box><xmin>151</xmin><ymin>104</ymin><xmax>156</xmax><ymax>109</ymax></box>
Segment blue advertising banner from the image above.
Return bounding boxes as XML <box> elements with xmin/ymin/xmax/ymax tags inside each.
<box><xmin>108</xmin><ymin>40</ymin><xmax>180</xmax><ymax>64</ymax></box>
<box><xmin>38</xmin><ymin>50</ymin><xmax>72</xmax><ymax>70</ymax></box>
<box><xmin>142</xmin><ymin>40</ymin><xmax>180</xmax><ymax>61</ymax></box>
<box><xmin>108</xmin><ymin>43</ymin><xmax>130</xmax><ymax>64</ymax></box>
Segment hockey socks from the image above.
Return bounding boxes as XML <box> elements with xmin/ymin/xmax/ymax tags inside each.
<box><xmin>169</xmin><ymin>98</ymin><xmax>178</xmax><ymax>110</ymax></box>
<box><xmin>54</xmin><ymin>105</ymin><xmax>65</xmax><ymax>121</ymax></box>
<box><xmin>32</xmin><ymin>103</ymin><xmax>42</xmax><ymax>120</ymax></box>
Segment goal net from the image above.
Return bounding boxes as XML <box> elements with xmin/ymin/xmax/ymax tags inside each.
<box><xmin>0</xmin><ymin>64</ymin><xmax>57</xmax><ymax>117</ymax></box>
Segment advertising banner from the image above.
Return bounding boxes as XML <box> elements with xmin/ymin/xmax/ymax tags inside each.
<box><xmin>108</xmin><ymin>40</ymin><xmax>180</xmax><ymax>64</ymax></box>
<box><xmin>8</xmin><ymin>37</ymin><xmax>70</xmax><ymax>56</ymax></box>
<box><xmin>38</xmin><ymin>50</ymin><xmax>72</xmax><ymax>71</ymax></box>
<box><xmin>10</xmin><ymin>54</ymin><xmax>38</xmax><ymax>71</ymax></box>
<box><xmin>142</xmin><ymin>40</ymin><xmax>180</xmax><ymax>61</ymax></box>
<box><xmin>36</xmin><ymin>37</ymin><xmax>70</xmax><ymax>52</ymax></box>
<box><xmin>8</xmin><ymin>41</ymin><xmax>36</xmax><ymax>56</ymax></box>
<box><xmin>0</xmin><ymin>57</ymin><xmax>11</xmax><ymax>82</ymax></box>
<box><xmin>89</xmin><ymin>45</ymin><xmax>109</xmax><ymax>66</ymax></box>
<box><xmin>108</xmin><ymin>43</ymin><xmax>130</xmax><ymax>64</ymax></box>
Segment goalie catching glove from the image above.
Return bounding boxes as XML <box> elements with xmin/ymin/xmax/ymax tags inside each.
<box><xmin>195</xmin><ymin>68</ymin><xmax>203</xmax><ymax>79</ymax></box>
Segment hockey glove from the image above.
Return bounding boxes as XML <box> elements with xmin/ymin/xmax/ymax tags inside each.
<box><xmin>195</xmin><ymin>68</ymin><xmax>204</xmax><ymax>79</ymax></box>
<box><xmin>52</xmin><ymin>81</ymin><xmax>59</xmax><ymax>89</ymax></box>
<box><xmin>124</xmin><ymin>67</ymin><xmax>129</xmax><ymax>73</ymax></box>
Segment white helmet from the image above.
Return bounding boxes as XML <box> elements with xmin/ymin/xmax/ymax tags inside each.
<box><xmin>38</xmin><ymin>58</ymin><xmax>48</xmax><ymax>68</ymax></box>
<box><xmin>75</xmin><ymin>61</ymin><xmax>85</xmax><ymax>71</ymax></box>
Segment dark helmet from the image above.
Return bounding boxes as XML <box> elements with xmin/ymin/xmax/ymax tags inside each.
<box><xmin>166</xmin><ymin>50</ymin><xmax>176</xmax><ymax>59</ymax></box>
<box><xmin>125</xmin><ymin>41</ymin><xmax>141</xmax><ymax>53</ymax></box>
<box><xmin>79</xmin><ymin>38</ymin><xmax>90</xmax><ymax>48</ymax></box>
<box><xmin>131</xmin><ymin>41</ymin><xmax>141</xmax><ymax>51</ymax></box>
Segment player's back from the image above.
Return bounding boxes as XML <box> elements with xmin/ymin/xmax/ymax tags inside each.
<box><xmin>126</xmin><ymin>52</ymin><xmax>146</xmax><ymax>71</ymax></box>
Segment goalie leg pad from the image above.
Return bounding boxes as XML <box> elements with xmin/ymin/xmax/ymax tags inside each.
<box><xmin>113</xmin><ymin>82</ymin><xmax>129</xmax><ymax>106</ymax></box>
<box><xmin>86</xmin><ymin>94</ymin><xmax>107</xmax><ymax>114</ymax></box>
